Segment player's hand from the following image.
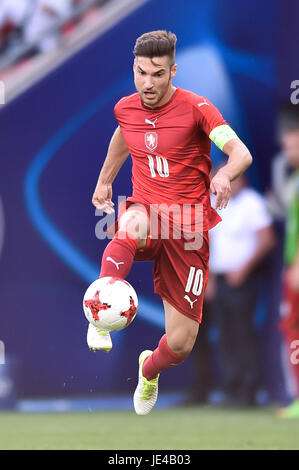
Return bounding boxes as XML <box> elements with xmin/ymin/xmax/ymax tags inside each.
<box><xmin>92</xmin><ymin>183</ymin><xmax>115</xmax><ymax>214</ymax></box>
<box><xmin>210</xmin><ymin>170</ymin><xmax>231</xmax><ymax>210</ymax></box>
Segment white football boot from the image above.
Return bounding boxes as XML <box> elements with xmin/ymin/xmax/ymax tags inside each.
<box><xmin>87</xmin><ymin>323</ymin><xmax>112</xmax><ymax>353</ymax></box>
<box><xmin>133</xmin><ymin>350</ymin><xmax>159</xmax><ymax>415</ymax></box>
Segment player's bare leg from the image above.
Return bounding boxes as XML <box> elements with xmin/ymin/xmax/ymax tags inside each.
<box><xmin>87</xmin><ymin>204</ymin><xmax>149</xmax><ymax>352</ymax></box>
<box><xmin>118</xmin><ymin>203</ymin><xmax>149</xmax><ymax>248</ymax></box>
<box><xmin>134</xmin><ymin>300</ymin><xmax>199</xmax><ymax>415</ymax></box>
<box><xmin>164</xmin><ymin>300</ymin><xmax>199</xmax><ymax>356</ymax></box>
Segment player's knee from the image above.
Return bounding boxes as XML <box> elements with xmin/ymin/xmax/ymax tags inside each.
<box><xmin>119</xmin><ymin>208</ymin><xmax>149</xmax><ymax>241</ymax></box>
<box><xmin>168</xmin><ymin>334</ymin><xmax>196</xmax><ymax>357</ymax></box>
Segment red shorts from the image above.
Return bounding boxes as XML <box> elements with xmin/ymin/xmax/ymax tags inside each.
<box><xmin>134</xmin><ymin>230</ymin><xmax>209</xmax><ymax>324</ymax></box>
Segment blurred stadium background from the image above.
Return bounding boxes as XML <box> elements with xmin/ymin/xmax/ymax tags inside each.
<box><xmin>0</xmin><ymin>0</ymin><xmax>298</xmax><ymax>450</ymax></box>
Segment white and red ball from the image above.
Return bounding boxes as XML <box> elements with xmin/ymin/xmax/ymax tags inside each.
<box><xmin>83</xmin><ymin>277</ymin><xmax>138</xmax><ymax>331</ymax></box>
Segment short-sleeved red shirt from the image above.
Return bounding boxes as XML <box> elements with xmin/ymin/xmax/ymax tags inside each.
<box><xmin>114</xmin><ymin>87</ymin><xmax>225</xmax><ymax>232</ymax></box>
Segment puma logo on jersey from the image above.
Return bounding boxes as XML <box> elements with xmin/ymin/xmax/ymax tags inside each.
<box><xmin>184</xmin><ymin>295</ymin><xmax>198</xmax><ymax>309</ymax></box>
<box><xmin>197</xmin><ymin>99</ymin><xmax>209</xmax><ymax>108</ymax></box>
<box><xmin>106</xmin><ymin>257</ymin><xmax>124</xmax><ymax>270</ymax></box>
<box><xmin>145</xmin><ymin>118</ymin><xmax>158</xmax><ymax>128</ymax></box>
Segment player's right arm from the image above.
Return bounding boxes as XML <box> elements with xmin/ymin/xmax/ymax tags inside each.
<box><xmin>92</xmin><ymin>126</ymin><xmax>130</xmax><ymax>213</ymax></box>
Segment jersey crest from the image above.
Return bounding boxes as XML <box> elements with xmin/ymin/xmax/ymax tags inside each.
<box><xmin>145</xmin><ymin>132</ymin><xmax>158</xmax><ymax>152</ymax></box>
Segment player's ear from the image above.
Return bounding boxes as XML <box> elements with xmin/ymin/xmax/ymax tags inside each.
<box><xmin>170</xmin><ymin>63</ymin><xmax>177</xmax><ymax>80</ymax></box>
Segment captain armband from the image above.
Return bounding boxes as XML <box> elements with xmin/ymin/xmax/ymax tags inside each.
<box><xmin>209</xmin><ymin>124</ymin><xmax>238</xmax><ymax>151</ymax></box>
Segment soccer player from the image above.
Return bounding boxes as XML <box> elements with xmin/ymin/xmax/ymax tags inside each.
<box><xmin>89</xmin><ymin>30</ymin><xmax>253</xmax><ymax>415</ymax></box>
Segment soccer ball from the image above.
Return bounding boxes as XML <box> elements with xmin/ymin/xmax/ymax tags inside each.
<box><xmin>83</xmin><ymin>277</ymin><xmax>138</xmax><ymax>331</ymax></box>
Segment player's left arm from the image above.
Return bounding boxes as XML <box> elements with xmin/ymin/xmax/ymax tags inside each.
<box><xmin>209</xmin><ymin>127</ymin><xmax>253</xmax><ymax>209</ymax></box>
<box><xmin>195</xmin><ymin>98</ymin><xmax>253</xmax><ymax>210</ymax></box>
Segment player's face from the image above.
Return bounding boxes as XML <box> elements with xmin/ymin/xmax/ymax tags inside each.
<box><xmin>281</xmin><ymin>129</ymin><xmax>299</xmax><ymax>168</ymax></box>
<box><xmin>133</xmin><ymin>56</ymin><xmax>177</xmax><ymax>108</ymax></box>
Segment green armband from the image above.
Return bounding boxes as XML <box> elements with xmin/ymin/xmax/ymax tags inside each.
<box><xmin>209</xmin><ymin>124</ymin><xmax>238</xmax><ymax>150</ymax></box>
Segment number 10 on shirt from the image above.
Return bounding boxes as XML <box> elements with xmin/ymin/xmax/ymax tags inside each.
<box><xmin>147</xmin><ymin>155</ymin><xmax>169</xmax><ymax>178</ymax></box>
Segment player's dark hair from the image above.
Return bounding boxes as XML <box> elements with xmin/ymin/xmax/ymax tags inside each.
<box><xmin>133</xmin><ymin>30</ymin><xmax>177</xmax><ymax>66</ymax></box>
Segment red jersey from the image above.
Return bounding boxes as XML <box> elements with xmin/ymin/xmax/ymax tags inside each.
<box><xmin>114</xmin><ymin>87</ymin><xmax>226</xmax><ymax>232</ymax></box>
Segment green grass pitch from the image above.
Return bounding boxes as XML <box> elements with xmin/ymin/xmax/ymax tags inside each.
<box><xmin>0</xmin><ymin>406</ymin><xmax>298</xmax><ymax>450</ymax></box>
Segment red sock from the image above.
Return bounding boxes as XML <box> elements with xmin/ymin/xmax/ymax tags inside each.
<box><xmin>142</xmin><ymin>334</ymin><xmax>188</xmax><ymax>380</ymax></box>
<box><xmin>99</xmin><ymin>231</ymin><xmax>138</xmax><ymax>279</ymax></box>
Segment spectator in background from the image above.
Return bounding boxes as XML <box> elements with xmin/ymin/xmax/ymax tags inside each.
<box><xmin>24</xmin><ymin>0</ymin><xmax>72</xmax><ymax>54</ymax></box>
<box><xmin>209</xmin><ymin>174</ymin><xmax>276</xmax><ymax>407</ymax></box>
<box><xmin>0</xmin><ymin>0</ymin><xmax>31</xmax><ymax>52</ymax></box>
<box><xmin>277</xmin><ymin>104</ymin><xmax>299</xmax><ymax>419</ymax></box>
<box><xmin>267</xmin><ymin>148</ymin><xmax>295</xmax><ymax>221</ymax></box>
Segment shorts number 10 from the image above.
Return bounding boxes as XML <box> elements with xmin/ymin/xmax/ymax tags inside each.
<box><xmin>185</xmin><ymin>267</ymin><xmax>204</xmax><ymax>296</ymax></box>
